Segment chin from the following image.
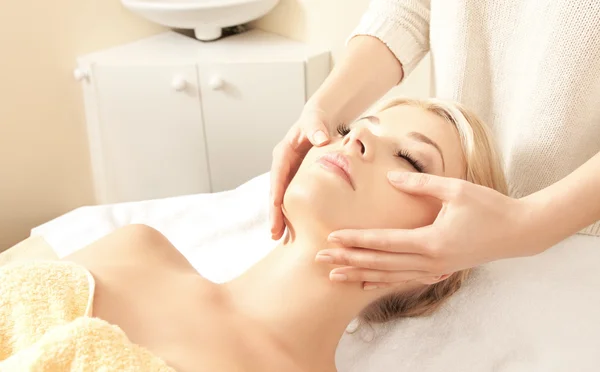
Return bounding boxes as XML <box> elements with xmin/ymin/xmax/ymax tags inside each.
<box><xmin>283</xmin><ymin>167</ymin><xmax>355</xmax><ymax>233</ymax></box>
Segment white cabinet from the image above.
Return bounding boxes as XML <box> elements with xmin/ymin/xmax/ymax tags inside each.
<box><xmin>199</xmin><ymin>61</ymin><xmax>306</xmax><ymax>192</ymax></box>
<box><xmin>91</xmin><ymin>64</ymin><xmax>210</xmax><ymax>203</ymax></box>
<box><xmin>76</xmin><ymin>30</ymin><xmax>329</xmax><ymax>204</ymax></box>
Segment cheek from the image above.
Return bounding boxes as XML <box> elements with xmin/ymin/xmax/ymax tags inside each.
<box><xmin>356</xmin><ymin>182</ymin><xmax>442</xmax><ymax>230</ymax></box>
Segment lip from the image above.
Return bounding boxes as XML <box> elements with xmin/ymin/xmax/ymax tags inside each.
<box><xmin>316</xmin><ymin>152</ymin><xmax>355</xmax><ymax>189</ymax></box>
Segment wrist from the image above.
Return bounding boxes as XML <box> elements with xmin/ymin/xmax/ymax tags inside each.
<box><xmin>516</xmin><ymin>192</ymin><xmax>559</xmax><ymax>256</ymax></box>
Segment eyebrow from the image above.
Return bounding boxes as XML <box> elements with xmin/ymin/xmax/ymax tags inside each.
<box><xmin>360</xmin><ymin>115</ymin><xmax>380</xmax><ymax>125</ymax></box>
<box><xmin>407</xmin><ymin>131</ymin><xmax>446</xmax><ymax>171</ymax></box>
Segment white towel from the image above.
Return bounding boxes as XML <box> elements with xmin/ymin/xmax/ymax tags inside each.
<box><xmin>336</xmin><ymin>233</ymin><xmax>600</xmax><ymax>372</ymax></box>
<box><xmin>32</xmin><ymin>173</ymin><xmax>600</xmax><ymax>371</ymax></box>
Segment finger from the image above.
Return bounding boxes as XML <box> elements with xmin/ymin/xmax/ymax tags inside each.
<box><xmin>327</xmin><ymin>228</ymin><xmax>428</xmax><ymax>254</ymax></box>
<box><xmin>269</xmin><ymin>147</ymin><xmax>291</xmax><ymax>237</ymax></box>
<box><xmin>316</xmin><ymin>247</ymin><xmax>431</xmax><ymax>271</ymax></box>
<box><xmin>329</xmin><ymin>267</ymin><xmax>431</xmax><ymax>284</ymax></box>
<box><xmin>306</xmin><ymin>123</ymin><xmax>330</xmax><ymax>147</ymax></box>
<box><xmin>269</xmin><ymin>204</ymin><xmax>285</xmax><ymax>240</ymax></box>
<box><xmin>269</xmin><ymin>144</ymin><xmax>293</xmax><ymax>206</ymax></box>
<box><xmin>387</xmin><ymin>171</ymin><xmax>465</xmax><ymax>201</ymax></box>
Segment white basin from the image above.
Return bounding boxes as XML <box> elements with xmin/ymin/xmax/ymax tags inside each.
<box><xmin>122</xmin><ymin>0</ymin><xmax>280</xmax><ymax>41</ymax></box>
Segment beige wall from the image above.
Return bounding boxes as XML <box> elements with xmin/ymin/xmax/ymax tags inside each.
<box><xmin>0</xmin><ymin>0</ymin><xmax>164</xmax><ymax>250</ymax></box>
<box><xmin>254</xmin><ymin>0</ymin><xmax>432</xmax><ymax>100</ymax></box>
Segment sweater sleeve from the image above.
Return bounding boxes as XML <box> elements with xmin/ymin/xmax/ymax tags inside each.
<box><xmin>348</xmin><ymin>0</ymin><xmax>431</xmax><ymax>77</ymax></box>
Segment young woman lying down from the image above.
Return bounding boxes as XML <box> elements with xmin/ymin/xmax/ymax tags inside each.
<box><xmin>42</xmin><ymin>98</ymin><xmax>509</xmax><ymax>371</ymax></box>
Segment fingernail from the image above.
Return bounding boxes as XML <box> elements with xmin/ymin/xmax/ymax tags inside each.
<box><xmin>330</xmin><ymin>273</ymin><xmax>348</xmax><ymax>281</ymax></box>
<box><xmin>315</xmin><ymin>253</ymin><xmax>333</xmax><ymax>263</ymax></box>
<box><xmin>313</xmin><ymin>130</ymin><xmax>328</xmax><ymax>145</ymax></box>
<box><xmin>327</xmin><ymin>234</ymin><xmax>341</xmax><ymax>244</ymax></box>
<box><xmin>363</xmin><ymin>284</ymin><xmax>379</xmax><ymax>291</ymax></box>
<box><xmin>387</xmin><ymin>171</ymin><xmax>408</xmax><ymax>183</ymax></box>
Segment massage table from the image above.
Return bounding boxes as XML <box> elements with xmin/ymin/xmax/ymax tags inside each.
<box><xmin>3</xmin><ymin>173</ymin><xmax>600</xmax><ymax>371</ymax></box>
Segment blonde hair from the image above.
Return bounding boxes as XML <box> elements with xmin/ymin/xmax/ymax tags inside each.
<box><xmin>359</xmin><ymin>97</ymin><xmax>508</xmax><ymax>323</ymax></box>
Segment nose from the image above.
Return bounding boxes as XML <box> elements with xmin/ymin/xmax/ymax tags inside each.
<box><xmin>342</xmin><ymin>126</ymin><xmax>374</xmax><ymax>160</ymax></box>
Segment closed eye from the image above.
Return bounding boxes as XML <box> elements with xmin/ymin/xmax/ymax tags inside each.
<box><xmin>336</xmin><ymin>123</ymin><xmax>351</xmax><ymax>136</ymax></box>
<box><xmin>396</xmin><ymin>149</ymin><xmax>426</xmax><ymax>173</ymax></box>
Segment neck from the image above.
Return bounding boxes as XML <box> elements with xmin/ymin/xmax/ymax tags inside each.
<box><xmin>226</xmin><ymin>225</ymin><xmax>385</xmax><ymax>371</ymax></box>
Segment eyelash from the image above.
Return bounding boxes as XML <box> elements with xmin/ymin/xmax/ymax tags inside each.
<box><xmin>336</xmin><ymin>123</ymin><xmax>351</xmax><ymax>136</ymax></box>
<box><xmin>395</xmin><ymin>149</ymin><xmax>425</xmax><ymax>173</ymax></box>
<box><xmin>336</xmin><ymin>124</ymin><xmax>426</xmax><ymax>173</ymax></box>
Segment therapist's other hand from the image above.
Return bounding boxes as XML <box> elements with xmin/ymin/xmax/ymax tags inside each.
<box><xmin>318</xmin><ymin>172</ymin><xmax>540</xmax><ymax>289</ymax></box>
<box><xmin>270</xmin><ymin>107</ymin><xmax>332</xmax><ymax>240</ymax></box>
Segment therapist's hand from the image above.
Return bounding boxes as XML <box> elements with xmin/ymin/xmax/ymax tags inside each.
<box><xmin>270</xmin><ymin>107</ymin><xmax>332</xmax><ymax>240</ymax></box>
<box><xmin>317</xmin><ymin>172</ymin><xmax>543</xmax><ymax>289</ymax></box>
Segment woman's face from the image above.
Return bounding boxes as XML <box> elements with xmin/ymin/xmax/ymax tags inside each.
<box><xmin>283</xmin><ymin>104</ymin><xmax>467</xmax><ymax>233</ymax></box>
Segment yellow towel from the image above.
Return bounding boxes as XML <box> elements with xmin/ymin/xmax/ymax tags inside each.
<box><xmin>0</xmin><ymin>261</ymin><xmax>175</xmax><ymax>371</ymax></box>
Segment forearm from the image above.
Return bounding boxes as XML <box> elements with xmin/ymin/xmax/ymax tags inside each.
<box><xmin>523</xmin><ymin>151</ymin><xmax>600</xmax><ymax>249</ymax></box>
<box><xmin>306</xmin><ymin>35</ymin><xmax>403</xmax><ymax>126</ymax></box>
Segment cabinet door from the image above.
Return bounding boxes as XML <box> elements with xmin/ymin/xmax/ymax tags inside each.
<box><xmin>198</xmin><ymin>61</ymin><xmax>305</xmax><ymax>192</ymax></box>
<box><xmin>91</xmin><ymin>64</ymin><xmax>211</xmax><ymax>204</ymax></box>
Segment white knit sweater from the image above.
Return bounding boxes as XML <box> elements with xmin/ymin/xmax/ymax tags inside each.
<box><xmin>351</xmin><ymin>0</ymin><xmax>600</xmax><ymax>236</ymax></box>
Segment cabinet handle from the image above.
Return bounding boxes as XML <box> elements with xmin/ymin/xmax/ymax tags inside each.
<box><xmin>208</xmin><ymin>76</ymin><xmax>224</xmax><ymax>90</ymax></box>
<box><xmin>73</xmin><ymin>68</ymin><xmax>90</xmax><ymax>82</ymax></box>
<box><xmin>171</xmin><ymin>76</ymin><xmax>187</xmax><ymax>92</ymax></box>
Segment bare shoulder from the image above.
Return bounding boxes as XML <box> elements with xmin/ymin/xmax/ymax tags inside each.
<box><xmin>63</xmin><ymin>224</ymin><xmax>198</xmax><ymax>276</ymax></box>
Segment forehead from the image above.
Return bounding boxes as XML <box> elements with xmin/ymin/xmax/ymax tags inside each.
<box><xmin>376</xmin><ymin>105</ymin><xmax>449</xmax><ymax>132</ymax></box>
<box><xmin>375</xmin><ymin>104</ymin><xmax>466</xmax><ymax>178</ymax></box>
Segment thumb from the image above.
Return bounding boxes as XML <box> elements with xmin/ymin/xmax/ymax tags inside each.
<box><xmin>387</xmin><ymin>171</ymin><xmax>458</xmax><ymax>201</ymax></box>
<box><xmin>305</xmin><ymin>120</ymin><xmax>330</xmax><ymax>147</ymax></box>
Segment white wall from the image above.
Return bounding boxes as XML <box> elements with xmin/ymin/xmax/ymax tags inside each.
<box><xmin>254</xmin><ymin>0</ymin><xmax>432</xmax><ymax>100</ymax></box>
